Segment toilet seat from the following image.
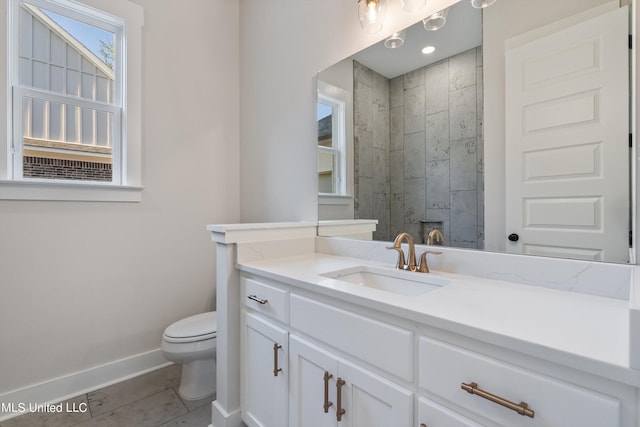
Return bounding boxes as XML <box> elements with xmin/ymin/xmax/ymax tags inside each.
<box><xmin>163</xmin><ymin>312</ymin><xmax>217</xmax><ymax>343</ymax></box>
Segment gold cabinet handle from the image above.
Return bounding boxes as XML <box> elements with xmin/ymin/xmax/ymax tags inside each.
<box><xmin>336</xmin><ymin>378</ymin><xmax>346</xmax><ymax>421</ymax></box>
<box><xmin>420</xmin><ymin>424</ymin><xmax>428</xmax><ymax>427</ymax></box>
<box><xmin>273</xmin><ymin>343</ymin><xmax>282</xmax><ymax>376</ymax></box>
<box><xmin>461</xmin><ymin>382</ymin><xmax>535</xmax><ymax>418</ymax></box>
<box><xmin>247</xmin><ymin>294</ymin><xmax>268</xmax><ymax>305</ymax></box>
<box><xmin>323</xmin><ymin>371</ymin><xmax>333</xmax><ymax>413</ymax></box>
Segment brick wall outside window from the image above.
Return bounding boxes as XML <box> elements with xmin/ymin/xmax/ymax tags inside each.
<box><xmin>23</xmin><ymin>156</ymin><xmax>112</xmax><ymax>182</ymax></box>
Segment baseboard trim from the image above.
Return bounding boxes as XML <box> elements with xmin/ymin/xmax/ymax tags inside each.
<box><xmin>0</xmin><ymin>348</ymin><xmax>170</xmax><ymax>422</ymax></box>
<box><xmin>211</xmin><ymin>400</ymin><xmax>243</xmax><ymax>427</ymax></box>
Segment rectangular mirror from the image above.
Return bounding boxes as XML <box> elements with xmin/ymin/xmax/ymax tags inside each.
<box><xmin>318</xmin><ymin>0</ymin><xmax>633</xmax><ymax>264</ymax></box>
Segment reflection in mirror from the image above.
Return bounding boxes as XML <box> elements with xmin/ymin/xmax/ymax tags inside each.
<box><xmin>318</xmin><ymin>0</ymin><xmax>633</xmax><ymax>264</ymax></box>
<box><xmin>317</xmin><ymin>83</ymin><xmax>348</xmax><ymax>195</ymax></box>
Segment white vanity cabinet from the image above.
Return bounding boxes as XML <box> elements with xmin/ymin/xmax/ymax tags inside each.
<box><xmin>239</xmin><ymin>271</ymin><xmax>637</xmax><ymax>427</ymax></box>
<box><xmin>289</xmin><ymin>335</ymin><xmax>414</xmax><ymax>427</ymax></box>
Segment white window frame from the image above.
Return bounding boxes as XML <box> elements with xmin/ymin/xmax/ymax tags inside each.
<box><xmin>1</xmin><ymin>0</ymin><xmax>144</xmax><ymax>202</ymax></box>
<box><xmin>318</xmin><ymin>81</ymin><xmax>348</xmax><ymax>197</ymax></box>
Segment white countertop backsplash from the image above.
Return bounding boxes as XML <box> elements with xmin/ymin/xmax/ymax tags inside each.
<box><xmin>315</xmin><ymin>236</ymin><xmax>633</xmax><ymax>300</ymax></box>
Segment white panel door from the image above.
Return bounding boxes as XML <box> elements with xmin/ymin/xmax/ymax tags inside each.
<box><xmin>241</xmin><ymin>312</ymin><xmax>289</xmax><ymax>427</ymax></box>
<box><xmin>505</xmin><ymin>6</ymin><xmax>629</xmax><ymax>262</ymax></box>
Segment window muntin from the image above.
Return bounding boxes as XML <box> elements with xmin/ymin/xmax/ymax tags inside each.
<box><xmin>10</xmin><ymin>0</ymin><xmax>124</xmax><ymax>184</ymax></box>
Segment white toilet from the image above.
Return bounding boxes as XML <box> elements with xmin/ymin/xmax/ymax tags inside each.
<box><xmin>161</xmin><ymin>311</ymin><xmax>217</xmax><ymax>400</ymax></box>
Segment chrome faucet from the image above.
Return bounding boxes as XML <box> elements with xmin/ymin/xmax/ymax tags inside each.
<box><xmin>388</xmin><ymin>232</ymin><xmax>417</xmax><ymax>271</ymax></box>
<box><xmin>428</xmin><ymin>229</ymin><xmax>445</xmax><ymax>245</ymax></box>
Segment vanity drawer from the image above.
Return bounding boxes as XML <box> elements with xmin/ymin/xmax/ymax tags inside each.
<box><xmin>241</xmin><ymin>278</ymin><xmax>289</xmax><ymax>324</ymax></box>
<box><xmin>419</xmin><ymin>337</ymin><xmax>621</xmax><ymax>427</ymax></box>
<box><xmin>290</xmin><ymin>294</ymin><xmax>413</xmax><ymax>381</ymax></box>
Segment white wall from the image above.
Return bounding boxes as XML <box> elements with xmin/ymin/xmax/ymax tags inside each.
<box><xmin>239</xmin><ymin>0</ymin><xmax>460</xmax><ymax>223</ymax></box>
<box><xmin>0</xmin><ymin>0</ymin><xmax>239</xmax><ymax>397</ymax></box>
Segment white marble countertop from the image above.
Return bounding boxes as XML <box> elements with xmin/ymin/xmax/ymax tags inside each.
<box><xmin>238</xmin><ymin>252</ymin><xmax>640</xmax><ymax>387</ymax></box>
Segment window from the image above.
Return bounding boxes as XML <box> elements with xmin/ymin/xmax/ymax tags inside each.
<box><xmin>2</xmin><ymin>0</ymin><xmax>143</xmax><ymax>201</ymax></box>
<box><xmin>317</xmin><ymin>83</ymin><xmax>347</xmax><ymax>195</ymax></box>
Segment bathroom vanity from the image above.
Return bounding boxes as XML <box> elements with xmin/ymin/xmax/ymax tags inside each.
<box><xmin>207</xmin><ymin>223</ymin><xmax>640</xmax><ymax>427</ymax></box>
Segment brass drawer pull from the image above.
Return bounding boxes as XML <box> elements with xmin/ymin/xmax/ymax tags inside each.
<box><xmin>273</xmin><ymin>343</ymin><xmax>282</xmax><ymax>376</ymax></box>
<box><xmin>420</xmin><ymin>424</ymin><xmax>428</xmax><ymax>427</ymax></box>
<box><xmin>323</xmin><ymin>371</ymin><xmax>333</xmax><ymax>413</ymax></box>
<box><xmin>336</xmin><ymin>378</ymin><xmax>346</xmax><ymax>421</ymax></box>
<box><xmin>461</xmin><ymin>382</ymin><xmax>535</xmax><ymax>418</ymax></box>
<box><xmin>247</xmin><ymin>294</ymin><xmax>268</xmax><ymax>305</ymax></box>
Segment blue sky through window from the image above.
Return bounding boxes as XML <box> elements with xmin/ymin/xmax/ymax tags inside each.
<box><xmin>42</xmin><ymin>8</ymin><xmax>114</xmax><ymax>63</ymax></box>
<box><xmin>318</xmin><ymin>102</ymin><xmax>332</xmax><ymax>121</ymax></box>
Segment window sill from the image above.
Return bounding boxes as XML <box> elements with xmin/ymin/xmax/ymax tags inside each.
<box><xmin>318</xmin><ymin>194</ymin><xmax>353</xmax><ymax>206</ymax></box>
<box><xmin>0</xmin><ymin>180</ymin><xmax>143</xmax><ymax>202</ymax></box>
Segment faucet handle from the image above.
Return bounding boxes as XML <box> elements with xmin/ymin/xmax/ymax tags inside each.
<box><xmin>387</xmin><ymin>246</ymin><xmax>406</xmax><ymax>270</ymax></box>
<box><xmin>418</xmin><ymin>250</ymin><xmax>442</xmax><ymax>273</ymax></box>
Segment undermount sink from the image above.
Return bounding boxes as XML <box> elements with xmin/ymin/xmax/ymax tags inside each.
<box><xmin>320</xmin><ymin>265</ymin><xmax>449</xmax><ymax>296</ymax></box>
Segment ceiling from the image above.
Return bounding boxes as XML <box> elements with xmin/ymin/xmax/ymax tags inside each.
<box><xmin>352</xmin><ymin>1</ymin><xmax>483</xmax><ymax>79</ymax></box>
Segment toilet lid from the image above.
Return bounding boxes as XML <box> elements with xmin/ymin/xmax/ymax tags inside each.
<box><xmin>163</xmin><ymin>312</ymin><xmax>217</xmax><ymax>342</ymax></box>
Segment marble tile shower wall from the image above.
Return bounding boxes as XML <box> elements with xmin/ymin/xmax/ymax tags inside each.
<box><xmin>354</xmin><ymin>47</ymin><xmax>484</xmax><ymax>247</ymax></box>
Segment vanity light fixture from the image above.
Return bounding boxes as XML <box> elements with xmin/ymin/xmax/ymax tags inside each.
<box><xmin>423</xmin><ymin>7</ymin><xmax>448</xmax><ymax>31</ymax></box>
<box><xmin>421</xmin><ymin>45</ymin><xmax>436</xmax><ymax>55</ymax></box>
<box><xmin>470</xmin><ymin>0</ymin><xmax>496</xmax><ymax>8</ymax></box>
<box><xmin>357</xmin><ymin>0</ymin><xmax>494</xmax><ymax>34</ymax></box>
<box><xmin>358</xmin><ymin>0</ymin><xmax>386</xmax><ymax>34</ymax></box>
<box><xmin>384</xmin><ymin>29</ymin><xmax>406</xmax><ymax>48</ymax></box>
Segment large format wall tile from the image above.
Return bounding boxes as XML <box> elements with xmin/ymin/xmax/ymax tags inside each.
<box><xmin>355</xmin><ymin>47</ymin><xmax>483</xmax><ymax>246</ymax></box>
<box><xmin>425</xmin><ymin>110</ymin><xmax>450</xmax><ymax>161</ymax></box>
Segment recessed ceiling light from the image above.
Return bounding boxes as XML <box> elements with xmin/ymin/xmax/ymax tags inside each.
<box><xmin>421</xmin><ymin>45</ymin><xmax>436</xmax><ymax>55</ymax></box>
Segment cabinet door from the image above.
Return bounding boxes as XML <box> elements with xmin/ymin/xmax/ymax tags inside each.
<box><xmin>290</xmin><ymin>335</ymin><xmax>339</xmax><ymax>427</ymax></box>
<box><xmin>242</xmin><ymin>312</ymin><xmax>288</xmax><ymax>427</ymax></box>
<box><xmin>418</xmin><ymin>397</ymin><xmax>482</xmax><ymax>427</ymax></box>
<box><xmin>339</xmin><ymin>359</ymin><xmax>413</xmax><ymax>427</ymax></box>
<box><xmin>290</xmin><ymin>335</ymin><xmax>413</xmax><ymax>427</ymax></box>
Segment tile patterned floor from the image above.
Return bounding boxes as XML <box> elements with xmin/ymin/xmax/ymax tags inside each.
<box><xmin>0</xmin><ymin>365</ymin><xmax>213</xmax><ymax>427</ymax></box>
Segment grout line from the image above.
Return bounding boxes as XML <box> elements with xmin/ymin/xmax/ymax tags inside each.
<box><xmin>85</xmin><ymin>392</ymin><xmax>94</xmax><ymax>419</ymax></box>
<box><xmin>172</xmin><ymin>387</ymin><xmax>190</xmax><ymax>413</ymax></box>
